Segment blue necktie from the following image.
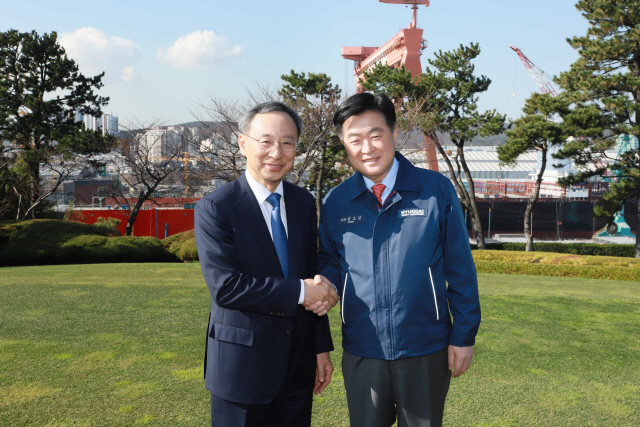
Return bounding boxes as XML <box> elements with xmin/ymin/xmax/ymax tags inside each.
<box><xmin>266</xmin><ymin>193</ymin><xmax>289</xmax><ymax>278</ymax></box>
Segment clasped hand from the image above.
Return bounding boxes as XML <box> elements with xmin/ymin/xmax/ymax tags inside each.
<box><xmin>302</xmin><ymin>275</ymin><xmax>339</xmax><ymax>316</ymax></box>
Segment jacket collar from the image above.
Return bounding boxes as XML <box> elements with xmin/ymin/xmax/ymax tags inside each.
<box><xmin>348</xmin><ymin>151</ymin><xmax>420</xmax><ymax>201</ymax></box>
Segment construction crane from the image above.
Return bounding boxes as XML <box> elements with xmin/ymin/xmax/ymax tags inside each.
<box><xmin>157</xmin><ymin>151</ymin><xmax>192</xmax><ymax>196</ymax></box>
<box><xmin>341</xmin><ymin>0</ymin><xmax>439</xmax><ymax>171</ymax></box>
<box><xmin>509</xmin><ymin>45</ymin><xmax>558</xmax><ymax>96</ymax></box>
<box><xmin>511</xmin><ymin>46</ymin><xmax>611</xmax><ymax>183</ymax></box>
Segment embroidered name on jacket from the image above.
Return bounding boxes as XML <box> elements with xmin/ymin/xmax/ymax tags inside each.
<box><xmin>398</xmin><ymin>208</ymin><xmax>427</xmax><ymax>218</ymax></box>
<box><xmin>339</xmin><ymin>215</ymin><xmax>365</xmax><ymax>225</ymax></box>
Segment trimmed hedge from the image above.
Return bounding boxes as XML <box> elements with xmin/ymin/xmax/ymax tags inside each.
<box><xmin>473</xmin><ymin>250</ymin><xmax>640</xmax><ymax>282</ymax></box>
<box><xmin>0</xmin><ymin>219</ymin><xmax>177</xmax><ymax>267</ymax></box>
<box><xmin>475</xmin><ymin>261</ymin><xmax>640</xmax><ymax>282</ymax></box>
<box><xmin>471</xmin><ymin>242</ymin><xmax>636</xmax><ymax>258</ymax></box>
<box><xmin>163</xmin><ymin>229</ymin><xmax>199</xmax><ymax>262</ymax></box>
<box><xmin>2</xmin><ymin>220</ymin><xmax>639</xmax><ymax>283</ymax></box>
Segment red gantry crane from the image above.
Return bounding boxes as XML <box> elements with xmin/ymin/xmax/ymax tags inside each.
<box><xmin>342</xmin><ymin>0</ymin><xmax>439</xmax><ymax>172</ymax></box>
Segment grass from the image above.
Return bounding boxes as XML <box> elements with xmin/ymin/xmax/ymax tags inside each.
<box><xmin>1</xmin><ymin>264</ymin><xmax>639</xmax><ymax>426</ymax></box>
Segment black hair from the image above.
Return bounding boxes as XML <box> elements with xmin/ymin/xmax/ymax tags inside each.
<box><xmin>333</xmin><ymin>93</ymin><xmax>396</xmax><ymax>137</ymax></box>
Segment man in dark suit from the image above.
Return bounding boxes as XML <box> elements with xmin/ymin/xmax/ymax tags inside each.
<box><xmin>195</xmin><ymin>101</ymin><xmax>339</xmax><ymax>427</ymax></box>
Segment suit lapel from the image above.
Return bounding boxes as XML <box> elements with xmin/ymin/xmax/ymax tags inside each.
<box><xmin>284</xmin><ymin>182</ymin><xmax>303</xmax><ymax>279</ymax></box>
<box><xmin>232</xmin><ymin>173</ymin><xmax>283</xmax><ymax>278</ymax></box>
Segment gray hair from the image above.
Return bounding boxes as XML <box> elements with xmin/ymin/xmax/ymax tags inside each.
<box><xmin>238</xmin><ymin>101</ymin><xmax>303</xmax><ymax>138</ymax></box>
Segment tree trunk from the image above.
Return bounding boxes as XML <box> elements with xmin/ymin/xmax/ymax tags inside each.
<box><xmin>636</xmin><ymin>196</ymin><xmax>640</xmax><ymax>258</ymax></box>
<box><xmin>315</xmin><ymin>141</ymin><xmax>327</xmax><ymax>225</ymax></box>
<box><xmin>458</xmin><ymin>149</ymin><xmax>486</xmax><ymax>249</ymax></box>
<box><xmin>432</xmin><ymin>138</ymin><xmax>485</xmax><ymax>248</ymax></box>
<box><xmin>432</xmin><ymin>135</ymin><xmax>467</xmax><ymax>204</ymax></box>
<box><xmin>525</xmin><ymin>147</ymin><xmax>547</xmax><ymax>252</ymax></box>
<box><xmin>125</xmin><ymin>197</ymin><xmax>146</xmax><ymax>236</ymax></box>
<box><xmin>27</xmin><ymin>160</ymin><xmax>40</xmax><ymax>219</ymax></box>
<box><xmin>524</xmin><ymin>202</ymin><xmax>534</xmax><ymax>252</ymax></box>
<box><xmin>467</xmin><ymin>199</ymin><xmax>486</xmax><ymax>248</ymax></box>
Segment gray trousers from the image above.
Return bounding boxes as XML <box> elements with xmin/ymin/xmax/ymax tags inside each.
<box><xmin>342</xmin><ymin>348</ymin><xmax>451</xmax><ymax>427</ymax></box>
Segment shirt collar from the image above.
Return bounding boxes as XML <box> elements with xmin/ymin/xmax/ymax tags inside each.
<box><xmin>362</xmin><ymin>157</ymin><xmax>399</xmax><ymax>191</ymax></box>
<box><xmin>244</xmin><ymin>170</ymin><xmax>284</xmax><ymax>205</ymax></box>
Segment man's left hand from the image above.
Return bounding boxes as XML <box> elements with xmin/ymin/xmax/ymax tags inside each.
<box><xmin>314</xmin><ymin>352</ymin><xmax>333</xmax><ymax>395</ymax></box>
<box><xmin>448</xmin><ymin>345</ymin><xmax>474</xmax><ymax>378</ymax></box>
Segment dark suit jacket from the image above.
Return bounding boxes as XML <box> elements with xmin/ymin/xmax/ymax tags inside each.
<box><xmin>194</xmin><ymin>173</ymin><xmax>333</xmax><ymax>405</ymax></box>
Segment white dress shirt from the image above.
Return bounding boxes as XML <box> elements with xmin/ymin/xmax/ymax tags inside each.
<box><xmin>245</xmin><ymin>170</ymin><xmax>305</xmax><ymax>304</ymax></box>
<box><xmin>362</xmin><ymin>157</ymin><xmax>400</xmax><ymax>203</ymax></box>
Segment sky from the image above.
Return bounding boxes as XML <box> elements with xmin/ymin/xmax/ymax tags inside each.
<box><xmin>2</xmin><ymin>0</ymin><xmax>590</xmax><ymax>126</ymax></box>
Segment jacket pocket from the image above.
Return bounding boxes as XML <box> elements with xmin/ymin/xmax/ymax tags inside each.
<box><xmin>212</xmin><ymin>323</ymin><xmax>254</xmax><ymax>346</ymax></box>
<box><xmin>428</xmin><ymin>267</ymin><xmax>440</xmax><ymax>321</ymax></box>
<box><xmin>341</xmin><ymin>272</ymin><xmax>349</xmax><ymax>325</ymax></box>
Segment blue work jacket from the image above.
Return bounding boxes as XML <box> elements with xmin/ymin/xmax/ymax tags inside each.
<box><xmin>318</xmin><ymin>152</ymin><xmax>480</xmax><ymax>360</ymax></box>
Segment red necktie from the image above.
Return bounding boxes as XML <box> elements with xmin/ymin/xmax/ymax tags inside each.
<box><xmin>371</xmin><ymin>184</ymin><xmax>386</xmax><ymax>207</ymax></box>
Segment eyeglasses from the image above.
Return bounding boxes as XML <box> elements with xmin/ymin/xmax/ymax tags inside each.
<box><xmin>243</xmin><ymin>134</ymin><xmax>298</xmax><ymax>153</ymax></box>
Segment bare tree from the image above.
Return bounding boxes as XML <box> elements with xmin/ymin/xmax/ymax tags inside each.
<box><xmin>192</xmin><ymin>80</ymin><xmax>350</xmax><ymax>211</ymax></box>
<box><xmin>190</xmin><ymin>98</ymin><xmax>248</xmax><ymax>185</ymax></box>
<box><xmin>1</xmin><ymin>141</ymin><xmax>94</xmax><ymax>219</ymax></box>
<box><xmin>278</xmin><ymin>71</ymin><xmax>348</xmax><ymax>215</ymax></box>
<box><xmin>109</xmin><ymin>122</ymin><xmax>192</xmax><ymax>236</ymax></box>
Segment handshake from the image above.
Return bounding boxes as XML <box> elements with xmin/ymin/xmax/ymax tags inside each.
<box><xmin>302</xmin><ymin>275</ymin><xmax>339</xmax><ymax>316</ymax></box>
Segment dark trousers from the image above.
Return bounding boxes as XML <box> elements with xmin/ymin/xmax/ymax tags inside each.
<box><xmin>342</xmin><ymin>348</ymin><xmax>451</xmax><ymax>427</ymax></box>
<box><xmin>211</xmin><ymin>337</ymin><xmax>312</xmax><ymax>427</ymax></box>
<box><xmin>210</xmin><ymin>386</ymin><xmax>312</xmax><ymax>427</ymax></box>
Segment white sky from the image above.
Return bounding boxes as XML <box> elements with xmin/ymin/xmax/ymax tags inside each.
<box><xmin>2</xmin><ymin>0</ymin><xmax>589</xmax><ymax>125</ymax></box>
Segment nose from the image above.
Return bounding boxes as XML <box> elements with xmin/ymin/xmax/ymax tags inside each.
<box><xmin>268</xmin><ymin>142</ymin><xmax>284</xmax><ymax>159</ymax></box>
<box><xmin>361</xmin><ymin>138</ymin><xmax>375</xmax><ymax>155</ymax></box>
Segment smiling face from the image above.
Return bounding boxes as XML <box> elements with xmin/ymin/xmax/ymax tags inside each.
<box><xmin>238</xmin><ymin>111</ymin><xmax>298</xmax><ymax>192</ymax></box>
<box><xmin>340</xmin><ymin>110</ymin><xmax>396</xmax><ymax>184</ymax></box>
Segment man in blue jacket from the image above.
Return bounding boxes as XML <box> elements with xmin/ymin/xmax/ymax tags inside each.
<box><xmin>317</xmin><ymin>93</ymin><xmax>481</xmax><ymax>427</ymax></box>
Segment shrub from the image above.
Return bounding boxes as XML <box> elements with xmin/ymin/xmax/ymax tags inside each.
<box><xmin>92</xmin><ymin>217</ymin><xmax>122</xmax><ymax>236</ymax></box>
<box><xmin>475</xmin><ymin>261</ymin><xmax>640</xmax><ymax>282</ymax></box>
<box><xmin>0</xmin><ymin>219</ymin><xmax>177</xmax><ymax>267</ymax></box>
<box><xmin>60</xmin><ymin>235</ymin><xmax>176</xmax><ymax>264</ymax></box>
<box><xmin>472</xmin><ymin>250</ymin><xmax>640</xmax><ymax>282</ymax></box>
<box><xmin>163</xmin><ymin>229</ymin><xmax>199</xmax><ymax>261</ymax></box>
<box><xmin>470</xmin><ymin>242</ymin><xmax>636</xmax><ymax>258</ymax></box>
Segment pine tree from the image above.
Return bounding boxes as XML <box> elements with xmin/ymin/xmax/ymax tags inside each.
<box><xmin>0</xmin><ymin>29</ymin><xmax>114</xmax><ymax>218</ymax></box>
<box><xmin>555</xmin><ymin>0</ymin><xmax>640</xmax><ymax>257</ymax></box>
<box><xmin>498</xmin><ymin>93</ymin><xmax>571</xmax><ymax>251</ymax></box>
<box><xmin>279</xmin><ymin>71</ymin><xmax>348</xmax><ymax>217</ymax></box>
<box><xmin>362</xmin><ymin>43</ymin><xmax>506</xmax><ymax>249</ymax></box>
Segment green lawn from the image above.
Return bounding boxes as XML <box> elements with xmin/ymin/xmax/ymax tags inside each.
<box><xmin>1</xmin><ymin>264</ymin><xmax>639</xmax><ymax>427</ymax></box>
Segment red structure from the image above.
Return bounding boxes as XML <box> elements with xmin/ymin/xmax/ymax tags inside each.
<box><xmin>74</xmin><ymin>208</ymin><xmax>195</xmax><ymax>238</ymax></box>
<box><xmin>473</xmin><ymin>180</ymin><xmax>610</xmax><ymax>201</ymax></box>
<box><xmin>72</xmin><ymin>198</ymin><xmax>200</xmax><ymax>238</ymax></box>
<box><xmin>473</xmin><ymin>180</ymin><xmax>567</xmax><ymax>199</ymax></box>
<box><xmin>341</xmin><ymin>0</ymin><xmax>439</xmax><ymax>172</ymax></box>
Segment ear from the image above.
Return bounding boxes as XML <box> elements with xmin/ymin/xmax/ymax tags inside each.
<box><xmin>238</xmin><ymin>134</ymin><xmax>247</xmax><ymax>155</ymax></box>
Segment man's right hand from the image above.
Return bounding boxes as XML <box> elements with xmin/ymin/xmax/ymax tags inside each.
<box><xmin>303</xmin><ymin>275</ymin><xmax>339</xmax><ymax>316</ymax></box>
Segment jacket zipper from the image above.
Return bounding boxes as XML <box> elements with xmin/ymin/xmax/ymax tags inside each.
<box><xmin>428</xmin><ymin>267</ymin><xmax>440</xmax><ymax>321</ymax></box>
<box><xmin>341</xmin><ymin>272</ymin><xmax>349</xmax><ymax>325</ymax></box>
